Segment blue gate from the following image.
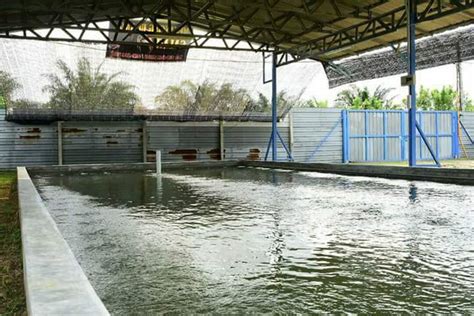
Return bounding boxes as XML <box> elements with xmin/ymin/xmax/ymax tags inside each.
<box><xmin>342</xmin><ymin>110</ymin><xmax>459</xmax><ymax>163</ymax></box>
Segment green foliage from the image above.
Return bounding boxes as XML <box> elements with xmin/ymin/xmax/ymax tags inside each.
<box><xmin>249</xmin><ymin>91</ymin><xmax>301</xmax><ymax>113</ymax></box>
<box><xmin>302</xmin><ymin>98</ymin><xmax>329</xmax><ymax>108</ymax></box>
<box><xmin>155</xmin><ymin>80</ymin><xmax>301</xmax><ymax>114</ymax></box>
<box><xmin>0</xmin><ymin>71</ymin><xmax>20</xmax><ymax>109</ymax></box>
<box><xmin>464</xmin><ymin>96</ymin><xmax>474</xmax><ymax>112</ymax></box>
<box><xmin>335</xmin><ymin>85</ymin><xmax>395</xmax><ymax>109</ymax></box>
<box><xmin>416</xmin><ymin>86</ymin><xmax>458</xmax><ymax>111</ymax></box>
<box><xmin>43</xmin><ymin>58</ymin><xmax>140</xmax><ymax>111</ymax></box>
<box><xmin>155</xmin><ymin>80</ymin><xmax>253</xmax><ymax>113</ymax></box>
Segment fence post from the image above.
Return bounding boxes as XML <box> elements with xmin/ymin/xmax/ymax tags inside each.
<box><xmin>57</xmin><ymin>121</ymin><xmax>63</xmax><ymax>165</ymax></box>
<box><xmin>142</xmin><ymin>120</ymin><xmax>148</xmax><ymax>163</ymax></box>
<box><xmin>364</xmin><ymin>111</ymin><xmax>369</xmax><ymax>161</ymax></box>
<box><xmin>289</xmin><ymin>111</ymin><xmax>294</xmax><ymax>156</ymax></box>
<box><xmin>219</xmin><ymin>119</ymin><xmax>225</xmax><ymax>160</ymax></box>
<box><xmin>435</xmin><ymin>112</ymin><xmax>440</xmax><ymax>161</ymax></box>
<box><xmin>452</xmin><ymin>111</ymin><xmax>460</xmax><ymax>158</ymax></box>
<box><xmin>383</xmin><ymin>111</ymin><xmax>388</xmax><ymax>161</ymax></box>
<box><xmin>342</xmin><ymin>110</ymin><xmax>349</xmax><ymax>163</ymax></box>
<box><xmin>401</xmin><ymin>111</ymin><xmax>406</xmax><ymax>161</ymax></box>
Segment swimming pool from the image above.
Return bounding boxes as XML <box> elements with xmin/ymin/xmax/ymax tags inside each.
<box><xmin>33</xmin><ymin>167</ymin><xmax>474</xmax><ymax>314</ymax></box>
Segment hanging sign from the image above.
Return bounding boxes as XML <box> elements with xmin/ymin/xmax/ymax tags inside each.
<box><xmin>106</xmin><ymin>20</ymin><xmax>191</xmax><ymax>62</ymax></box>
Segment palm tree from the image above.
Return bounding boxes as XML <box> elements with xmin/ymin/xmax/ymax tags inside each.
<box><xmin>336</xmin><ymin>85</ymin><xmax>395</xmax><ymax>109</ymax></box>
<box><xmin>155</xmin><ymin>80</ymin><xmax>253</xmax><ymax>114</ymax></box>
<box><xmin>43</xmin><ymin>58</ymin><xmax>139</xmax><ymax>112</ymax></box>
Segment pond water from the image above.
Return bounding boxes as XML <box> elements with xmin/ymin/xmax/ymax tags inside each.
<box><xmin>33</xmin><ymin>167</ymin><xmax>474</xmax><ymax>314</ymax></box>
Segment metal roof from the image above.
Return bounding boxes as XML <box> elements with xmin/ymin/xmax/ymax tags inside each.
<box><xmin>0</xmin><ymin>0</ymin><xmax>473</xmax><ymax>65</ymax></box>
<box><xmin>328</xmin><ymin>26</ymin><xmax>474</xmax><ymax>87</ymax></box>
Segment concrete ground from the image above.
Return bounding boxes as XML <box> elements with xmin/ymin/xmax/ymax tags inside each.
<box><xmin>353</xmin><ymin>159</ymin><xmax>474</xmax><ymax>169</ymax></box>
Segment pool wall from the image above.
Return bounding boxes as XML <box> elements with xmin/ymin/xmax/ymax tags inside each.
<box><xmin>241</xmin><ymin>161</ymin><xmax>474</xmax><ymax>185</ymax></box>
<box><xmin>17</xmin><ymin>167</ymin><xmax>109</xmax><ymax>316</ymax></box>
<box><xmin>25</xmin><ymin>159</ymin><xmax>474</xmax><ymax>185</ymax></box>
<box><xmin>16</xmin><ymin>159</ymin><xmax>474</xmax><ymax>313</ymax></box>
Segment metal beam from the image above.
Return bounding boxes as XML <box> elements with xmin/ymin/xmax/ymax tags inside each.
<box><xmin>407</xmin><ymin>0</ymin><xmax>417</xmax><ymax>167</ymax></box>
<box><xmin>271</xmin><ymin>52</ymin><xmax>278</xmax><ymax>161</ymax></box>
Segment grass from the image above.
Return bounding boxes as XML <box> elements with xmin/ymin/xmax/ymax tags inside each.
<box><xmin>0</xmin><ymin>171</ymin><xmax>26</xmax><ymax>315</ymax></box>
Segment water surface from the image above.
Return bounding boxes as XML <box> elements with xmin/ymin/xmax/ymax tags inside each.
<box><xmin>33</xmin><ymin>167</ymin><xmax>474</xmax><ymax>314</ymax></box>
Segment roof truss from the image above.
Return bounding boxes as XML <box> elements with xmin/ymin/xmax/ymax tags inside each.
<box><xmin>0</xmin><ymin>0</ymin><xmax>472</xmax><ymax>64</ymax></box>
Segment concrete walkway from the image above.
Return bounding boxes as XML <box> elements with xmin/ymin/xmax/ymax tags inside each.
<box><xmin>17</xmin><ymin>167</ymin><xmax>109</xmax><ymax>316</ymax></box>
<box><xmin>241</xmin><ymin>161</ymin><xmax>474</xmax><ymax>185</ymax></box>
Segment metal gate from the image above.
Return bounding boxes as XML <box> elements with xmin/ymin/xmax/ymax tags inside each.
<box><xmin>343</xmin><ymin>110</ymin><xmax>459</xmax><ymax>163</ymax></box>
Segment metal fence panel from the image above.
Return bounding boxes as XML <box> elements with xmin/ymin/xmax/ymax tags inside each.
<box><xmin>460</xmin><ymin>112</ymin><xmax>474</xmax><ymax>158</ymax></box>
<box><xmin>0</xmin><ymin>108</ymin><xmax>462</xmax><ymax>169</ymax></box>
<box><xmin>147</xmin><ymin>122</ymin><xmax>219</xmax><ymax>161</ymax></box>
<box><xmin>347</xmin><ymin>110</ymin><xmax>456</xmax><ymax>163</ymax></box>
<box><xmin>148</xmin><ymin>121</ymin><xmax>290</xmax><ymax>162</ymax></box>
<box><xmin>0</xmin><ymin>110</ymin><xmax>58</xmax><ymax>168</ymax></box>
<box><xmin>62</xmin><ymin>121</ymin><xmax>143</xmax><ymax>164</ymax></box>
<box><xmin>291</xmin><ymin>109</ymin><xmax>343</xmax><ymax>163</ymax></box>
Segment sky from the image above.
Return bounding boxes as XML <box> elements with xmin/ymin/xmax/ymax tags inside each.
<box><xmin>0</xmin><ymin>37</ymin><xmax>472</xmax><ymax>108</ymax></box>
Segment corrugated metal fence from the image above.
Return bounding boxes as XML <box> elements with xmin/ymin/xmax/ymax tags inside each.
<box><xmin>459</xmin><ymin>112</ymin><xmax>474</xmax><ymax>158</ymax></box>
<box><xmin>0</xmin><ymin>109</ymin><xmax>464</xmax><ymax>169</ymax></box>
<box><xmin>346</xmin><ymin>110</ymin><xmax>458</xmax><ymax>162</ymax></box>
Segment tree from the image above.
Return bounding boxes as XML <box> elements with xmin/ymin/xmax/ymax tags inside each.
<box><xmin>155</xmin><ymin>80</ymin><xmax>255</xmax><ymax>114</ymax></box>
<box><xmin>335</xmin><ymin>85</ymin><xmax>395</xmax><ymax>109</ymax></box>
<box><xmin>155</xmin><ymin>80</ymin><xmax>305</xmax><ymax>116</ymax></box>
<box><xmin>416</xmin><ymin>86</ymin><xmax>458</xmax><ymax>111</ymax></box>
<box><xmin>302</xmin><ymin>98</ymin><xmax>328</xmax><ymax>108</ymax></box>
<box><xmin>0</xmin><ymin>71</ymin><xmax>20</xmax><ymax>110</ymax></box>
<box><xmin>43</xmin><ymin>58</ymin><xmax>139</xmax><ymax>112</ymax></box>
<box><xmin>247</xmin><ymin>91</ymin><xmax>301</xmax><ymax>113</ymax></box>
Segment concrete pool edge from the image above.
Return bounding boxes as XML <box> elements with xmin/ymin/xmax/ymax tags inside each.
<box><xmin>240</xmin><ymin>161</ymin><xmax>474</xmax><ymax>185</ymax></box>
<box><xmin>26</xmin><ymin>160</ymin><xmax>239</xmax><ymax>174</ymax></box>
<box><xmin>17</xmin><ymin>167</ymin><xmax>110</xmax><ymax>316</ymax></box>
<box><xmin>25</xmin><ymin>159</ymin><xmax>474</xmax><ymax>185</ymax></box>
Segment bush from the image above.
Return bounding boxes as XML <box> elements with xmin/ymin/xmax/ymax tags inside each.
<box><xmin>0</xmin><ymin>71</ymin><xmax>20</xmax><ymax>109</ymax></box>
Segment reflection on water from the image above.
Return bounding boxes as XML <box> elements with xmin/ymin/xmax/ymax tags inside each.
<box><xmin>33</xmin><ymin>167</ymin><xmax>474</xmax><ymax>314</ymax></box>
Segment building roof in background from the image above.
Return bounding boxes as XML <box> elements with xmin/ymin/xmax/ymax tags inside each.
<box><xmin>0</xmin><ymin>0</ymin><xmax>473</xmax><ymax>64</ymax></box>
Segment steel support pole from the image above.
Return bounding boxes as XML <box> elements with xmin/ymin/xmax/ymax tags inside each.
<box><xmin>407</xmin><ymin>0</ymin><xmax>417</xmax><ymax>167</ymax></box>
<box><xmin>271</xmin><ymin>52</ymin><xmax>278</xmax><ymax>161</ymax></box>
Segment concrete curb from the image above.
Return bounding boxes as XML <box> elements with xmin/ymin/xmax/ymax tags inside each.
<box><xmin>239</xmin><ymin>161</ymin><xmax>474</xmax><ymax>185</ymax></box>
<box><xmin>26</xmin><ymin>160</ymin><xmax>239</xmax><ymax>174</ymax></box>
<box><xmin>17</xmin><ymin>167</ymin><xmax>109</xmax><ymax>316</ymax></box>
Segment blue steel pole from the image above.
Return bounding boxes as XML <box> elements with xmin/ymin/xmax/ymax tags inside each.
<box><xmin>407</xmin><ymin>0</ymin><xmax>417</xmax><ymax>167</ymax></box>
<box><xmin>271</xmin><ymin>52</ymin><xmax>278</xmax><ymax>161</ymax></box>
